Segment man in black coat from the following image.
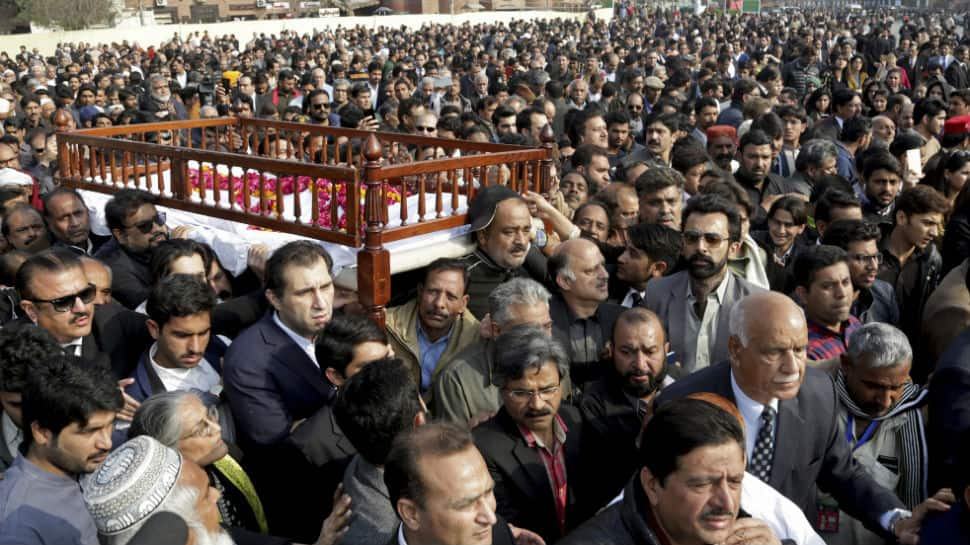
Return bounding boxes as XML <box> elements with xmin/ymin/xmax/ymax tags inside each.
<box><xmin>15</xmin><ymin>248</ymin><xmax>151</xmax><ymax>379</ymax></box>
<box><xmin>94</xmin><ymin>189</ymin><xmax>171</xmax><ymax>310</ymax></box>
<box><xmin>580</xmin><ymin>307</ymin><xmax>672</xmax><ymax>509</ymax></box>
<box><xmin>928</xmin><ymin>326</ymin><xmax>970</xmax><ymax>492</ymax></box>
<box><xmin>473</xmin><ymin>325</ymin><xmax>591</xmax><ymax>544</ymax></box>
<box><xmin>656</xmin><ymin>291</ymin><xmax>938</xmax><ymax>543</ymax></box>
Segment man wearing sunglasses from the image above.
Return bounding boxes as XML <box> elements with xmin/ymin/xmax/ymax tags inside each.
<box><xmin>95</xmin><ymin>189</ymin><xmax>170</xmax><ymax>310</ymax></box>
<box><xmin>16</xmin><ymin>249</ymin><xmax>151</xmax><ymax>379</ymax></box>
<box><xmin>643</xmin><ymin>195</ymin><xmax>765</xmax><ymax>376</ymax></box>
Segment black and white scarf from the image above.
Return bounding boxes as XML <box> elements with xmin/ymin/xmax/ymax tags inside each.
<box><xmin>834</xmin><ymin>371</ymin><xmax>928</xmax><ymax>508</ymax></box>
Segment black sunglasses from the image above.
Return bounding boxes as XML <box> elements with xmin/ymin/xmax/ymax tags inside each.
<box><xmin>30</xmin><ymin>284</ymin><xmax>96</xmax><ymax>312</ymax></box>
<box><xmin>127</xmin><ymin>211</ymin><xmax>166</xmax><ymax>234</ymax></box>
<box><xmin>311</xmin><ymin>102</ymin><xmax>331</xmax><ymax>110</ymax></box>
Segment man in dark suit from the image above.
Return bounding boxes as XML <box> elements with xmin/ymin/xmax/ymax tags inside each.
<box><xmin>42</xmin><ymin>187</ymin><xmax>109</xmax><ymax>256</ymax></box>
<box><xmin>385</xmin><ymin>422</ymin><xmax>536</xmax><ymax>545</ymax></box>
<box><xmin>15</xmin><ymin>248</ymin><xmax>151</xmax><ymax>379</ymax></box>
<box><xmin>644</xmin><ymin>194</ymin><xmax>765</xmax><ymax>375</ymax></box>
<box><xmin>473</xmin><ymin>325</ymin><xmax>590</xmax><ymax>544</ymax></box>
<box><xmin>657</xmin><ymin>291</ymin><xmax>938</xmax><ymax>543</ymax></box>
<box><xmin>812</xmin><ymin>89</ymin><xmax>862</xmax><ymax>142</ymax></box>
<box><xmin>580</xmin><ymin>307</ymin><xmax>672</xmax><ymax>509</ymax></box>
<box><xmin>222</xmin><ymin>241</ymin><xmax>338</xmax><ymax>538</ymax></box>
<box><xmin>547</xmin><ymin>238</ymin><xmax>623</xmax><ymax>388</ymax></box>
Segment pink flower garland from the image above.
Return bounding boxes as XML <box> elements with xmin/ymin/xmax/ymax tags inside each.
<box><xmin>188</xmin><ymin>165</ymin><xmax>406</xmax><ymax>234</ymax></box>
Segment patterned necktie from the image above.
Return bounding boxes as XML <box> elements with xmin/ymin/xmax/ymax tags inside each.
<box><xmin>749</xmin><ymin>405</ymin><xmax>776</xmax><ymax>482</ymax></box>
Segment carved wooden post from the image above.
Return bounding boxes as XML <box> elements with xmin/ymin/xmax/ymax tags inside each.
<box><xmin>53</xmin><ymin>110</ymin><xmax>74</xmax><ymax>184</ymax></box>
<box><xmin>357</xmin><ymin>134</ymin><xmax>391</xmax><ymax>329</ymax></box>
<box><xmin>539</xmin><ymin>123</ymin><xmax>555</xmax><ymax>194</ymax></box>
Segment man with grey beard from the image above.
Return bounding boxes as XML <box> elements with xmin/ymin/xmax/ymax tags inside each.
<box><xmin>140</xmin><ymin>74</ymin><xmax>187</xmax><ymax>121</ymax></box>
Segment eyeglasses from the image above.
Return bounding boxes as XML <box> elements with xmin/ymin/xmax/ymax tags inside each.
<box><xmin>126</xmin><ymin>211</ymin><xmax>166</xmax><ymax>234</ymax></box>
<box><xmin>850</xmin><ymin>253</ymin><xmax>883</xmax><ymax>265</ymax></box>
<box><xmin>29</xmin><ymin>284</ymin><xmax>96</xmax><ymax>312</ymax></box>
<box><xmin>682</xmin><ymin>230</ymin><xmax>728</xmax><ymax>246</ymax></box>
<box><xmin>311</xmin><ymin>102</ymin><xmax>331</xmax><ymax>110</ymax></box>
<box><xmin>182</xmin><ymin>405</ymin><xmax>221</xmax><ymax>439</ymax></box>
<box><xmin>628</xmin><ymin>104</ymin><xmax>644</xmax><ymax>112</ymax></box>
<box><xmin>504</xmin><ymin>384</ymin><xmax>560</xmax><ymax>402</ymax></box>
<box><xmin>415</xmin><ymin>126</ymin><xmax>436</xmax><ymax>133</ymax></box>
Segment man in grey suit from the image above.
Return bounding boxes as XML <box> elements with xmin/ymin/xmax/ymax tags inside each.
<box><xmin>657</xmin><ymin>291</ymin><xmax>951</xmax><ymax>543</ymax></box>
<box><xmin>644</xmin><ymin>194</ymin><xmax>765</xmax><ymax>374</ymax></box>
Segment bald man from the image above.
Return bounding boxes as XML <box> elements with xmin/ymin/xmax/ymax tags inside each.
<box><xmin>656</xmin><ymin>292</ymin><xmax>929</xmax><ymax>543</ymax></box>
<box><xmin>547</xmin><ymin>238</ymin><xmax>623</xmax><ymax>388</ymax></box>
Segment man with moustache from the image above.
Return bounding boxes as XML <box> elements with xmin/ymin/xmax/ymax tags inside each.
<box><xmin>855</xmin><ymin>151</ymin><xmax>903</xmax><ymax>228</ymax></box>
<box><xmin>733</xmin><ymin>130</ymin><xmax>782</xmax><ymax>224</ymax></box>
<box><xmin>820</xmin><ymin>323</ymin><xmax>933</xmax><ymax>545</ymax></box>
<box><xmin>95</xmin><ymin>189</ymin><xmax>172</xmax><ymax>310</ymax></box>
<box><xmin>473</xmin><ymin>325</ymin><xmax>591</xmax><ymax>544</ymax></box>
<box><xmin>1</xmin><ymin>204</ymin><xmax>49</xmax><ymax>254</ymax></box>
<box><xmin>657</xmin><ymin>292</ymin><xmax>943</xmax><ymax>543</ymax></box>
<box><xmin>547</xmin><ymin>238</ymin><xmax>622</xmax><ymax>388</ymax></box>
<box><xmin>0</xmin><ymin>354</ymin><xmax>122</xmax><ymax>545</ymax></box>
<box><xmin>707</xmin><ymin>125</ymin><xmax>739</xmax><ymax>172</ymax></box>
<box><xmin>793</xmin><ymin>245</ymin><xmax>861</xmax><ymax>362</ymax></box>
<box><xmin>821</xmin><ymin>219</ymin><xmax>899</xmax><ymax>326</ymax></box>
<box><xmin>139</xmin><ymin>74</ymin><xmax>187</xmax><ymax>121</ymax></box>
<box><xmin>580</xmin><ymin>308</ymin><xmax>674</xmax><ymax>508</ymax></box>
<box><xmin>635</xmin><ymin>167</ymin><xmax>686</xmax><ymax>231</ymax></box>
<box><xmin>461</xmin><ymin>186</ymin><xmax>542</xmax><ymax>319</ymax></box>
<box><xmin>644</xmin><ymin>195</ymin><xmax>765</xmax><ymax>375</ymax></box>
<box><xmin>43</xmin><ymin>187</ymin><xmax>109</xmax><ymax>256</ymax></box>
<box><xmin>642</xmin><ymin>112</ymin><xmax>678</xmax><ymax>166</ymax></box>
<box><xmin>16</xmin><ymin>249</ymin><xmax>151</xmax><ymax>379</ymax></box>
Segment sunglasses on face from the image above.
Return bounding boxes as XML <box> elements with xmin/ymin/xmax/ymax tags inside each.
<box><xmin>415</xmin><ymin>126</ymin><xmax>435</xmax><ymax>133</ymax></box>
<box><xmin>127</xmin><ymin>211</ymin><xmax>166</xmax><ymax>234</ymax></box>
<box><xmin>31</xmin><ymin>284</ymin><xmax>97</xmax><ymax>313</ymax></box>
<box><xmin>311</xmin><ymin>102</ymin><xmax>331</xmax><ymax>110</ymax></box>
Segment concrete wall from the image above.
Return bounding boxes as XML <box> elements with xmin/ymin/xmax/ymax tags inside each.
<box><xmin>0</xmin><ymin>8</ymin><xmax>611</xmax><ymax>57</ymax></box>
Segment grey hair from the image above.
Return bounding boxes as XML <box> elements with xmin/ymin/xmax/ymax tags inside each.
<box><xmin>475</xmin><ymin>72</ymin><xmax>489</xmax><ymax>84</ymax></box>
<box><xmin>489</xmin><ymin>278</ymin><xmax>551</xmax><ymax>327</ymax></box>
<box><xmin>492</xmin><ymin>324</ymin><xmax>569</xmax><ymax>387</ymax></box>
<box><xmin>795</xmin><ymin>139</ymin><xmax>838</xmax><ymax>172</ymax></box>
<box><xmin>332</xmin><ymin>78</ymin><xmax>351</xmax><ymax>88</ymax></box>
<box><xmin>128</xmin><ymin>391</ymin><xmax>196</xmax><ymax>448</ymax></box>
<box><xmin>420</xmin><ymin>76</ymin><xmax>435</xmax><ymax>88</ymax></box>
<box><xmin>846</xmin><ymin>323</ymin><xmax>912</xmax><ymax>368</ymax></box>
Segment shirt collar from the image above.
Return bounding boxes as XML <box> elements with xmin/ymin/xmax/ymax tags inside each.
<box><xmin>518</xmin><ymin>413</ymin><xmax>568</xmax><ymax>449</ymax></box>
<box><xmin>272</xmin><ymin>311</ymin><xmax>318</xmax><ymax>365</ymax></box>
<box><xmin>730</xmin><ymin>368</ymin><xmax>779</xmax><ymax>425</ymax></box>
<box><xmin>686</xmin><ymin>270</ymin><xmax>731</xmax><ymax>303</ymax></box>
<box><xmin>417</xmin><ymin>319</ymin><xmax>453</xmax><ymax>347</ymax></box>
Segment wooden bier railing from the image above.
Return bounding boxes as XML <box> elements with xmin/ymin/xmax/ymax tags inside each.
<box><xmin>55</xmin><ymin>117</ymin><xmax>555</xmax><ymax>324</ymax></box>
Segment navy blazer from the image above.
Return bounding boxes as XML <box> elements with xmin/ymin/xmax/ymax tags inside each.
<box><xmin>125</xmin><ymin>337</ymin><xmax>228</xmax><ymax>402</ymax></box>
<box><xmin>656</xmin><ymin>361</ymin><xmax>903</xmax><ymax>538</ymax></box>
<box><xmin>222</xmin><ymin>312</ymin><xmax>335</xmax><ymax>447</ymax></box>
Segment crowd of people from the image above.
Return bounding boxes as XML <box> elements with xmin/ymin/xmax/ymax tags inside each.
<box><xmin>2</xmin><ymin>3</ymin><xmax>970</xmax><ymax>545</ymax></box>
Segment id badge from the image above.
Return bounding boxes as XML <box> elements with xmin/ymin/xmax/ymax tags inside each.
<box><xmin>816</xmin><ymin>501</ymin><xmax>840</xmax><ymax>533</ymax></box>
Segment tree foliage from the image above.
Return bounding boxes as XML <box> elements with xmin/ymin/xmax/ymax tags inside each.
<box><xmin>15</xmin><ymin>0</ymin><xmax>116</xmax><ymax>31</ymax></box>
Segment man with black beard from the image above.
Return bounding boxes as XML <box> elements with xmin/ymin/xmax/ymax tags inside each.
<box><xmin>139</xmin><ymin>74</ymin><xmax>187</xmax><ymax>121</ymax></box>
<box><xmin>644</xmin><ymin>195</ymin><xmax>765</xmax><ymax>375</ymax></box>
<box><xmin>579</xmin><ymin>307</ymin><xmax>674</xmax><ymax>509</ymax></box>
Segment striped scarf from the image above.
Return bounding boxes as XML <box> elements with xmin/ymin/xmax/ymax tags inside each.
<box><xmin>834</xmin><ymin>371</ymin><xmax>928</xmax><ymax>508</ymax></box>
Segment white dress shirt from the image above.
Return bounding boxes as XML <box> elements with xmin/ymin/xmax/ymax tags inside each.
<box><xmin>620</xmin><ymin>288</ymin><xmax>646</xmax><ymax>308</ymax></box>
<box><xmin>148</xmin><ymin>343</ymin><xmax>221</xmax><ymax>396</ymax></box>
<box><xmin>730</xmin><ymin>369</ymin><xmax>779</xmax><ymax>461</ymax></box>
<box><xmin>273</xmin><ymin>311</ymin><xmax>318</xmax><ymax>367</ymax></box>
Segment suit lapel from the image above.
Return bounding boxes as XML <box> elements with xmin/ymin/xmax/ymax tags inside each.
<box><xmin>260</xmin><ymin>314</ymin><xmax>331</xmax><ymax>398</ymax></box>
<box><xmin>668</xmin><ymin>274</ymin><xmax>688</xmax><ymax>357</ymax></box>
<box><xmin>498</xmin><ymin>412</ymin><xmax>555</xmax><ymax>508</ymax></box>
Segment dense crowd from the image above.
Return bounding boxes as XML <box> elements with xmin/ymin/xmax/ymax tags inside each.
<box><xmin>2</xmin><ymin>4</ymin><xmax>970</xmax><ymax>545</ymax></box>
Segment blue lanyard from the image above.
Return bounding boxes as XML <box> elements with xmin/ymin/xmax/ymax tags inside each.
<box><xmin>845</xmin><ymin>414</ymin><xmax>880</xmax><ymax>451</ymax></box>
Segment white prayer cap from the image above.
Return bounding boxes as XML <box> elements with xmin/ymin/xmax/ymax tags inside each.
<box><xmin>0</xmin><ymin>168</ymin><xmax>33</xmax><ymax>188</ymax></box>
<box><xmin>84</xmin><ymin>436</ymin><xmax>183</xmax><ymax>536</ymax></box>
